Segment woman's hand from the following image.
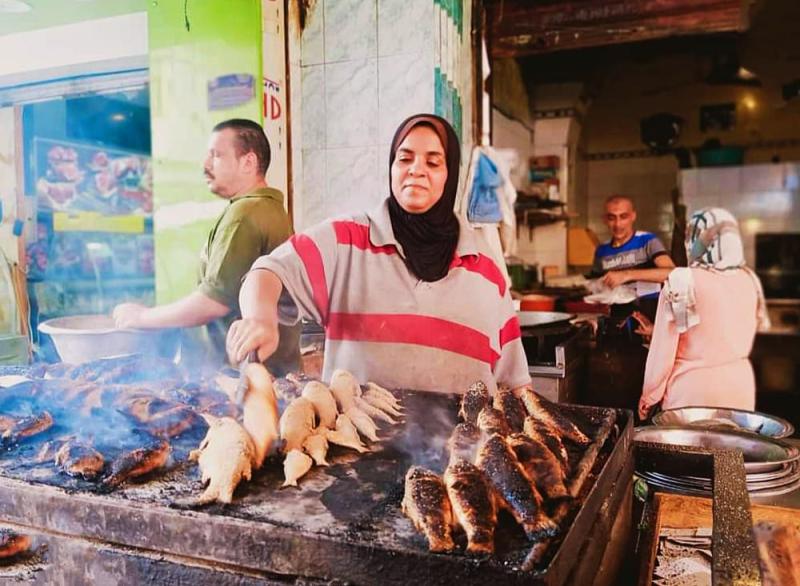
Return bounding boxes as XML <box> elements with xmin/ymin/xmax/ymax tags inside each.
<box><xmin>631</xmin><ymin>311</ymin><xmax>654</xmax><ymax>341</ymax></box>
<box><xmin>638</xmin><ymin>396</ymin><xmax>654</xmax><ymax>421</ymax></box>
<box><xmin>226</xmin><ymin>318</ymin><xmax>279</xmax><ymax>364</ymax></box>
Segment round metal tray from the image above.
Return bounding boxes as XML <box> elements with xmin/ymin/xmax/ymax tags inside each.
<box><xmin>516</xmin><ymin>311</ymin><xmax>575</xmax><ymax>329</ymax></box>
<box><xmin>634</xmin><ymin>425</ymin><xmax>800</xmax><ymax>473</ymax></box>
<box><xmin>652</xmin><ymin>406</ymin><xmax>795</xmax><ymax>439</ymax></box>
<box><xmin>638</xmin><ymin>471</ymin><xmax>800</xmax><ymax>498</ymax></box>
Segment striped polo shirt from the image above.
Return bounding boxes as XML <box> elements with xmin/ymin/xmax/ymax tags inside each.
<box><xmin>592</xmin><ymin>231</ymin><xmax>668</xmax><ymax>276</ymax></box>
<box><xmin>251</xmin><ymin>199</ymin><xmax>531</xmax><ymax>395</ymax></box>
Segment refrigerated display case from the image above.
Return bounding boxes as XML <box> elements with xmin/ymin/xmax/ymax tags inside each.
<box><xmin>21</xmin><ymin>87</ymin><xmax>154</xmax><ymax>345</ymax></box>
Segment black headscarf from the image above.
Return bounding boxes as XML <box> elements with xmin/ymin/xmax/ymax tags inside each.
<box><xmin>387</xmin><ymin>114</ymin><xmax>461</xmax><ymax>282</ymax></box>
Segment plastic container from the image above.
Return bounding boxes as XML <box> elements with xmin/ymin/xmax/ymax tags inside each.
<box><xmin>38</xmin><ymin>314</ymin><xmax>179</xmax><ymax>363</ymax></box>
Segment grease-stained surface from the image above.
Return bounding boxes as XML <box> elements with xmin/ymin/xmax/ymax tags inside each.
<box><xmin>0</xmin><ymin>390</ymin><xmax>632</xmax><ymax>585</ymax></box>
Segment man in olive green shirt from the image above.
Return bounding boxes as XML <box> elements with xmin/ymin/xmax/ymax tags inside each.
<box><xmin>113</xmin><ymin>119</ymin><xmax>300</xmax><ymax>374</ymax></box>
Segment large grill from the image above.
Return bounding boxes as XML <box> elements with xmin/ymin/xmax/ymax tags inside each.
<box><xmin>0</xmin><ymin>362</ymin><xmax>632</xmax><ymax>585</ymax></box>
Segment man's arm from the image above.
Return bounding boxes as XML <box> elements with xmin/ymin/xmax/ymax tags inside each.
<box><xmin>113</xmin><ymin>291</ymin><xmax>230</xmax><ymax>329</ymax></box>
<box><xmin>601</xmin><ymin>254</ymin><xmax>675</xmax><ymax>287</ymax></box>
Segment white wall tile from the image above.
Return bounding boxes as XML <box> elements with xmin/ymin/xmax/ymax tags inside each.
<box><xmin>325</xmin><ymin>0</ymin><xmax>377</xmax><ymax>63</ymax></box>
<box><xmin>325</xmin><ymin>147</ymin><xmax>380</xmax><ymax>216</ymax></box>
<box><xmin>378</xmin><ymin>52</ymin><xmax>435</xmax><ymax>144</ymax></box>
<box><xmin>378</xmin><ymin>0</ymin><xmax>434</xmax><ymax>57</ymax></box>
<box><xmin>300</xmin><ymin>148</ymin><xmax>327</xmax><ymax>229</ymax></box>
<box><xmin>325</xmin><ymin>59</ymin><xmax>378</xmax><ymax>148</ymax></box>
<box><xmin>697</xmin><ymin>166</ymin><xmax>740</xmax><ymax>196</ymax></box>
<box><xmin>301</xmin><ymin>0</ymin><xmax>325</xmax><ymax>66</ymax></box>
<box><xmin>301</xmin><ymin>65</ymin><xmax>326</xmax><ymax>150</ymax></box>
<box><xmin>740</xmin><ymin>164</ymin><xmax>784</xmax><ymax>193</ymax></box>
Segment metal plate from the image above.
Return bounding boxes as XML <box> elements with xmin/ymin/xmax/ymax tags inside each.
<box><xmin>634</xmin><ymin>426</ymin><xmax>800</xmax><ymax>472</ymax></box>
<box><xmin>652</xmin><ymin>406</ymin><xmax>795</xmax><ymax>439</ymax></box>
<box><xmin>517</xmin><ymin>311</ymin><xmax>575</xmax><ymax>329</ymax></box>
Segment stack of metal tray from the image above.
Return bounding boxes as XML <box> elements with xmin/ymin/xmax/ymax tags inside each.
<box><xmin>634</xmin><ymin>426</ymin><xmax>800</xmax><ymax>497</ymax></box>
<box><xmin>652</xmin><ymin>406</ymin><xmax>795</xmax><ymax>438</ymax></box>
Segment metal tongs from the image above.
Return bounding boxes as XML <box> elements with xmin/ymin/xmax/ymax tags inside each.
<box><xmin>234</xmin><ymin>350</ymin><xmax>259</xmax><ymax>406</ymax></box>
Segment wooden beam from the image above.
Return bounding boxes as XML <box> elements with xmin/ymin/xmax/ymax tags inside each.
<box><xmin>487</xmin><ymin>0</ymin><xmax>749</xmax><ymax>57</ymax></box>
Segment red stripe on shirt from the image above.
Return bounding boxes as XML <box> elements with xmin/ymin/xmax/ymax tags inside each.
<box><xmin>450</xmin><ymin>254</ymin><xmax>507</xmax><ymax>296</ymax></box>
<box><xmin>499</xmin><ymin>316</ymin><xmax>521</xmax><ymax>348</ymax></box>
<box><xmin>327</xmin><ymin>313</ymin><xmax>501</xmax><ymax>365</ymax></box>
<box><xmin>333</xmin><ymin>221</ymin><xmax>397</xmax><ymax>255</ymax></box>
<box><xmin>290</xmin><ymin>234</ymin><xmax>329</xmax><ymax>325</ymax></box>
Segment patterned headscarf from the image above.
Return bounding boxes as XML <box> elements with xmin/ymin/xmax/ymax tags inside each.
<box><xmin>664</xmin><ymin>207</ymin><xmax>769</xmax><ymax>332</ymax></box>
<box><xmin>686</xmin><ymin>207</ymin><xmax>745</xmax><ymax>269</ymax></box>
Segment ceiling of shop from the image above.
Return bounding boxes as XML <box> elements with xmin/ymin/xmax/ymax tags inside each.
<box><xmin>0</xmin><ymin>0</ymin><xmax>146</xmax><ymax>36</ymax></box>
<box><xmin>485</xmin><ymin>0</ymin><xmax>757</xmax><ymax>58</ymax></box>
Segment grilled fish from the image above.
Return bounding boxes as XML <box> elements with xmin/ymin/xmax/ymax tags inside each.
<box><xmin>303</xmin><ymin>431</ymin><xmax>329</xmax><ymax>466</ymax></box>
<box><xmin>279</xmin><ymin>397</ymin><xmax>316</xmax><ymax>453</ymax></box>
<box><xmin>476</xmin><ymin>435</ymin><xmax>557</xmax><ymax>541</ymax></box>
<box><xmin>447</xmin><ymin>422</ymin><xmax>483</xmax><ymax>465</ymax></box>
<box><xmin>493</xmin><ymin>389</ymin><xmax>527</xmax><ymax>432</ymax></box>
<box><xmin>1</xmin><ymin>411</ymin><xmax>53</xmax><ymax>443</ymax></box>
<box><xmin>104</xmin><ymin>439</ymin><xmax>170</xmax><ymax>487</ymax></box>
<box><xmin>55</xmin><ymin>439</ymin><xmax>105</xmax><ymax>479</ymax></box>
<box><xmin>518</xmin><ymin>388</ymin><xmax>590</xmax><ymax>446</ymax></box>
<box><xmin>459</xmin><ymin>380</ymin><xmax>489</xmax><ymax>424</ymax></box>
<box><xmin>325</xmin><ymin>414</ymin><xmax>369</xmax><ymax>453</ymax></box>
<box><xmin>402</xmin><ymin>466</ymin><xmax>455</xmax><ymax>552</ymax></box>
<box><xmin>363</xmin><ymin>382</ymin><xmax>403</xmax><ymax>414</ymax></box>
<box><xmin>329</xmin><ymin>369</ymin><xmax>360</xmax><ymax>412</ymax></box>
<box><xmin>242</xmin><ymin>363</ymin><xmax>280</xmax><ymax>468</ymax></box>
<box><xmin>0</xmin><ymin>528</ymin><xmax>31</xmax><ymax>559</ymax></box>
<box><xmin>146</xmin><ymin>405</ymin><xmax>201</xmax><ymax>438</ymax></box>
<box><xmin>354</xmin><ymin>395</ymin><xmax>397</xmax><ymax>425</ymax></box>
<box><xmin>476</xmin><ymin>407</ymin><xmax>511</xmax><ymax>437</ymax></box>
<box><xmin>282</xmin><ymin>449</ymin><xmax>313</xmax><ymax>488</ymax></box>
<box><xmin>190</xmin><ymin>414</ymin><xmax>255</xmax><ymax>504</ymax></box>
<box><xmin>523</xmin><ymin>415</ymin><xmax>568</xmax><ymax>468</ymax></box>
<box><xmin>507</xmin><ymin>433</ymin><xmax>569</xmax><ymax>501</ymax></box>
<box><xmin>444</xmin><ymin>459</ymin><xmax>497</xmax><ymax>555</ymax></box>
<box><xmin>345</xmin><ymin>406</ymin><xmax>379</xmax><ymax>442</ymax></box>
<box><xmin>301</xmin><ymin>381</ymin><xmax>339</xmax><ymax>429</ymax></box>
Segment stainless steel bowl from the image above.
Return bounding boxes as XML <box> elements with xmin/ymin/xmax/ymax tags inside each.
<box><xmin>634</xmin><ymin>425</ymin><xmax>800</xmax><ymax>473</ymax></box>
<box><xmin>652</xmin><ymin>406</ymin><xmax>795</xmax><ymax>439</ymax></box>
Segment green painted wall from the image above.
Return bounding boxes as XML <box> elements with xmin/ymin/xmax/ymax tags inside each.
<box><xmin>148</xmin><ymin>0</ymin><xmax>263</xmax><ymax>304</ymax></box>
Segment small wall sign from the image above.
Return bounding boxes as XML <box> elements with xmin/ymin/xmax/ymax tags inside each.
<box><xmin>208</xmin><ymin>74</ymin><xmax>255</xmax><ymax>111</ymax></box>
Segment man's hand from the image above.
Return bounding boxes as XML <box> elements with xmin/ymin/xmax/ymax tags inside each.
<box><xmin>601</xmin><ymin>270</ymin><xmax>630</xmax><ymax>289</ymax></box>
<box><xmin>226</xmin><ymin>318</ymin><xmax>279</xmax><ymax>364</ymax></box>
<box><xmin>112</xmin><ymin>303</ymin><xmax>149</xmax><ymax>329</ymax></box>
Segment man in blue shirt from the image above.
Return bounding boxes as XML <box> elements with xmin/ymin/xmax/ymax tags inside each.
<box><xmin>593</xmin><ymin>195</ymin><xmax>675</xmax><ymax>288</ymax></box>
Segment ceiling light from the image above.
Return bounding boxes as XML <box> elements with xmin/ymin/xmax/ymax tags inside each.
<box><xmin>0</xmin><ymin>0</ymin><xmax>33</xmax><ymax>12</ymax></box>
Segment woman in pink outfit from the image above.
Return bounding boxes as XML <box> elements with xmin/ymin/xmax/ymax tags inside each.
<box><xmin>638</xmin><ymin>208</ymin><xmax>770</xmax><ymax>420</ymax></box>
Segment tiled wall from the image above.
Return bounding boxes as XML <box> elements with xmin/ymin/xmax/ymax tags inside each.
<box><xmin>680</xmin><ymin>163</ymin><xmax>800</xmax><ymax>267</ymax></box>
<box><xmin>293</xmin><ymin>0</ymin><xmax>437</xmax><ymax>230</ymax></box>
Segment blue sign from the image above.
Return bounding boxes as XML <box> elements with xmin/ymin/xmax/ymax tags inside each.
<box><xmin>207</xmin><ymin>74</ymin><xmax>255</xmax><ymax>111</ymax></box>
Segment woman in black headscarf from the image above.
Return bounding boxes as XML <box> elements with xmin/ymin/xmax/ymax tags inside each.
<box><xmin>228</xmin><ymin>114</ymin><xmax>530</xmax><ymax>395</ymax></box>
